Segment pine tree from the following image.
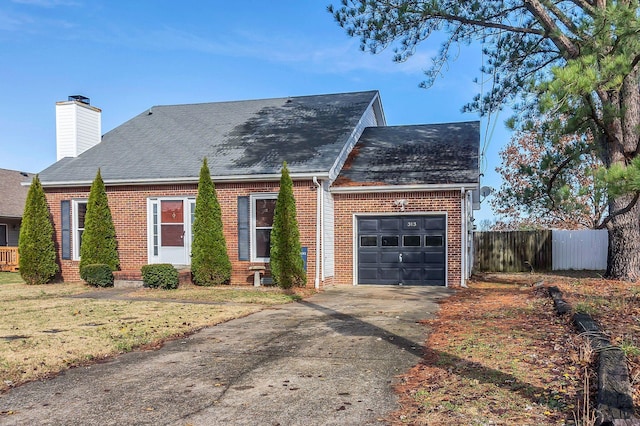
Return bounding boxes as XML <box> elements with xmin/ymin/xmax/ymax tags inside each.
<box><xmin>79</xmin><ymin>169</ymin><xmax>119</xmax><ymax>275</ymax></box>
<box><xmin>331</xmin><ymin>2</ymin><xmax>640</xmax><ymax>280</ymax></box>
<box><xmin>270</xmin><ymin>162</ymin><xmax>306</xmax><ymax>289</ymax></box>
<box><xmin>19</xmin><ymin>175</ymin><xmax>58</xmax><ymax>284</ymax></box>
<box><xmin>191</xmin><ymin>158</ymin><xmax>231</xmax><ymax>286</ymax></box>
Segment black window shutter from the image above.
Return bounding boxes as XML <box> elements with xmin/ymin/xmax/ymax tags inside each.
<box><xmin>238</xmin><ymin>196</ymin><xmax>250</xmax><ymax>261</ymax></box>
<box><xmin>61</xmin><ymin>200</ymin><xmax>71</xmax><ymax>260</ymax></box>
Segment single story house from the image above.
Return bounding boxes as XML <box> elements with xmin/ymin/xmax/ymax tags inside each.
<box><xmin>0</xmin><ymin>168</ymin><xmax>33</xmax><ymax>246</ymax></box>
<box><xmin>38</xmin><ymin>91</ymin><xmax>479</xmax><ymax>287</ymax></box>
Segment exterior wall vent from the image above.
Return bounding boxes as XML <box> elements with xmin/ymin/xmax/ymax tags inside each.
<box><xmin>56</xmin><ymin>95</ymin><xmax>102</xmax><ymax>161</ymax></box>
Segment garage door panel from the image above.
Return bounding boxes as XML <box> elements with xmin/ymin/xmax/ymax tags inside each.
<box><xmin>357</xmin><ymin>215</ymin><xmax>446</xmax><ymax>286</ymax></box>
<box><xmin>424</xmin><ymin>217</ymin><xmax>446</xmax><ymax>230</ymax></box>
<box><xmin>425</xmin><ymin>267</ymin><xmax>445</xmax><ymax>280</ymax></box>
<box><xmin>402</xmin><ymin>252</ymin><xmax>423</xmax><ymax>264</ymax></box>
<box><xmin>359</xmin><ymin>252</ymin><xmax>379</xmax><ymax>265</ymax></box>
<box><xmin>379</xmin><ymin>218</ymin><xmax>400</xmax><ymax>231</ymax></box>
<box><xmin>424</xmin><ymin>252</ymin><xmax>445</xmax><ymax>264</ymax></box>
<box><xmin>380</xmin><ymin>268</ymin><xmax>400</xmax><ymax>281</ymax></box>
<box><xmin>380</xmin><ymin>251</ymin><xmax>400</xmax><ymax>263</ymax></box>
<box><xmin>359</xmin><ymin>267</ymin><xmax>379</xmax><ymax>281</ymax></box>
<box><xmin>402</xmin><ymin>217</ymin><xmax>422</xmax><ymax>230</ymax></box>
<box><xmin>402</xmin><ymin>268</ymin><xmax>423</xmax><ymax>283</ymax></box>
<box><xmin>359</xmin><ymin>220</ymin><xmax>379</xmax><ymax>231</ymax></box>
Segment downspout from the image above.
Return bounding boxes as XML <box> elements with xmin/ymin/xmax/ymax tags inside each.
<box><xmin>461</xmin><ymin>188</ymin><xmax>468</xmax><ymax>288</ymax></box>
<box><xmin>466</xmin><ymin>190</ymin><xmax>473</xmax><ymax>281</ymax></box>
<box><xmin>313</xmin><ymin>176</ymin><xmax>322</xmax><ymax>289</ymax></box>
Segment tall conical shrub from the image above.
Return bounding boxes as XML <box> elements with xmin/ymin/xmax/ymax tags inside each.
<box><xmin>19</xmin><ymin>175</ymin><xmax>58</xmax><ymax>284</ymax></box>
<box><xmin>79</xmin><ymin>169</ymin><xmax>119</xmax><ymax>275</ymax></box>
<box><xmin>191</xmin><ymin>158</ymin><xmax>231</xmax><ymax>286</ymax></box>
<box><xmin>270</xmin><ymin>162</ymin><xmax>306</xmax><ymax>289</ymax></box>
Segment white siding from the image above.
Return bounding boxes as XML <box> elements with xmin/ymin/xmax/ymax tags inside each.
<box><xmin>552</xmin><ymin>229</ymin><xmax>607</xmax><ymax>270</ymax></box>
<box><xmin>75</xmin><ymin>104</ymin><xmax>102</xmax><ymax>155</ymax></box>
<box><xmin>322</xmin><ymin>181</ymin><xmax>335</xmax><ymax>278</ymax></box>
<box><xmin>7</xmin><ymin>222</ymin><xmax>20</xmax><ymax>246</ymax></box>
<box><xmin>56</xmin><ymin>101</ymin><xmax>101</xmax><ymax>160</ymax></box>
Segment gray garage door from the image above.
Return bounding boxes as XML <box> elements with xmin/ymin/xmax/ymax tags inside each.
<box><xmin>357</xmin><ymin>215</ymin><xmax>446</xmax><ymax>286</ymax></box>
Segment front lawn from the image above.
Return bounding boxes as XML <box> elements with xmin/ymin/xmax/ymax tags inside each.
<box><xmin>0</xmin><ymin>273</ymin><xmax>307</xmax><ymax>392</ymax></box>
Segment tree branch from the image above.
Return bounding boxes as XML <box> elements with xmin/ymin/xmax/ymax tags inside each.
<box><xmin>524</xmin><ymin>0</ymin><xmax>580</xmax><ymax>58</ymax></box>
<box><xmin>597</xmin><ymin>192</ymin><xmax>640</xmax><ymax>229</ymax></box>
<box><xmin>428</xmin><ymin>12</ymin><xmax>545</xmax><ymax>36</ymax></box>
<box><xmin>568</xmin><ymin>0</ymin><xmax>596</xmax><ymax>16</ymax></box>
<box><xmin>545</xmin><ymin>152</ymin><xmax>581</xmax><ymax>209</ymax></box>
<box><xmin>540</xmin><ymin>0</ymin><xmax>582</xmax><ymax>36</ymax></box>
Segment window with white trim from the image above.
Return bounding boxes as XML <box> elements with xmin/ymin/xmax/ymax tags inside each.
<box><xmin>250</xmin><ymin>194</ymin><xmax>277</xmax><ymax>261</ymax></box>
<box><xmin>72</xmin><ymin>200</ymin><xmax>87</xmax><ymax>260</ymax></box>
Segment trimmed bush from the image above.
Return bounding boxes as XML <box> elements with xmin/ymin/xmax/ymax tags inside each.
<box><xmin>19</xmin><ymin>175</ymin><xmax>58</xmax><ymax>285</ymax></box>
<box><xmin>81</xmin><ymin>264</ymin><xmax>114</xmax><ymax>287</ymax></box>
<box><xmin>270</xmin><ymin>162</ymin><xmax>306</xmax><ymax>289</ymax></box>
<box><xmin>191</xmin><ymin>158</ymin><xmax>231</xmax><ymax>286</ymax></box>
<box><xmin>141</xmin><ymin>264</ymin><xmax>179</xmax><ymax>290</ymax></box>
<box><xmin>79</xmin><ymin>169</ymin><xmax>120</xmax><ymax>273</ymax></box>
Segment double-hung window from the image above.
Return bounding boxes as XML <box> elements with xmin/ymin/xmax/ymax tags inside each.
<box><xmin>72</xmin><ymin>200</ymin><xmax>87</xmax><ymax>260</ymax></box>
<box><xmin>251</xmin><ymin>194</ymin><xmax>277</xmax><ymax>261</ymax></box>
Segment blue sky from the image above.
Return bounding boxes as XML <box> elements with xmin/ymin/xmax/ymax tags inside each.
<box><xmin>0</xmin><ymin>0</ymin><xmax>511</xmax><ymax>222</ymax></box>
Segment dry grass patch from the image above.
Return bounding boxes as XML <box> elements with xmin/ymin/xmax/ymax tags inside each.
<box><xmin>392</xmin><ymin>276</ymin><xmax>587</xmax><ymax>425</ymax></box>
<box><xmin>0</xmin><ymin>273</ymin><xmax>307</xmax><ymax>393</ymax></box>
<box><xmin>127</xmin><ymin>282</ymin><xmax>315</xmax><ymax>304</ymax></box>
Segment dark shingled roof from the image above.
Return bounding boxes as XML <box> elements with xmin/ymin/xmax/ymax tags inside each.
<box><xmin>334</xmin><ymin>122</ymin><xmax>480</xmax><ymax>187</ymax></box>
<box><xmin>38</xmin><ymin>91</ymin><xmax>380</xmax><ymax>184</ymax></box>
<box><xmin>0</xmin><ymin>168</ymin><xmax>33</xmax><ymax>218</ymax></box>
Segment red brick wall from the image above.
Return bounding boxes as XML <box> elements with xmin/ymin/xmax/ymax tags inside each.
<box><xmin>45</xmin><ymin>180</ymin><xmax>319</xmax><ymax>285</ymax></box>
<box><xmin>332</xmin><ymin>190</ymin><xmax>463</xmax><ymax>287</ymax></box>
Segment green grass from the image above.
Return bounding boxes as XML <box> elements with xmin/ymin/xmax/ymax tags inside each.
<box><xmin>0</xmin><ymin>272</ymin><xmax>24</xmax><ymax>285</ymax></box>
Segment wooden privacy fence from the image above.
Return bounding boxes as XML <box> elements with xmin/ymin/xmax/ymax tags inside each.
<box><xmin>474</xmin><ymin>230</ymin><xmax>552</xmax><ymax>272</ymax></box>
<box><xmin>0</xmin><ymin>247</ymin><xmax>19</xmax><ymax>272</ymax></box>
<box><xmin>474</xmin><ymin>229</ymin><xmax>609</xmax><ymax>272</ymax></box>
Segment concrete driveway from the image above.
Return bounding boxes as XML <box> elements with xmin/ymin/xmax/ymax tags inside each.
<box><xmin>0</xmin><ymin>285</ymin><xmax>451</xmax><ymax>425</ymax></box>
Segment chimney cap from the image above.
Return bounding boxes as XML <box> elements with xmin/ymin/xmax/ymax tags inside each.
<box><xmin>68</xmin><ymin>95</ymin><xmax>90</xmax><ymax>105</ymax></box>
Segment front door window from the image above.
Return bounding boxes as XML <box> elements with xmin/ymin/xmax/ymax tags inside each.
<box><xmin>161</xmin><ymin>200</ymin><xmax>184</xmax><ymax>247</ymax></box>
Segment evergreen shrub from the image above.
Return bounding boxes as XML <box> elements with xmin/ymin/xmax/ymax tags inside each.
<box><xmin>81</xmin><ymin>264</ymin><xmax>114</xmax><ymax>287</ymax></box>
<box><xmin>270</xmin><ymin>162</ymin><xmax>306</xmax><ymax>289</ymax></box>
<box><xmin>191</xmin><ymin>158</ymin><xmax>231</xmax><ymax>286</ymax></box>
<box><xmin>141</xmin><ymin>264</ymin><xmax>179</xmax><ymax>289</ymax></box>
<box><xmin>18</xmin><ymin>175</ymin><xmax>58</xmax><ymax>285</ymax></box>
<box><xmin>79</xmin><ymin>169</ymin><xmax>120</xmax><ymax>273</ymax></box>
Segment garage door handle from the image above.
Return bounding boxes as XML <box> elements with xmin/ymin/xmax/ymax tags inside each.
<box><xmin>399</xmin><ymin>253</ymin><xmax>403</xmax><ymax>263</ymax></box>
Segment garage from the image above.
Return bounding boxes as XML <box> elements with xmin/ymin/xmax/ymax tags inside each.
<box><xmin>357</xmin><ymin>215</ymin><xmax>446</xmax><ymax>286</ymax></box>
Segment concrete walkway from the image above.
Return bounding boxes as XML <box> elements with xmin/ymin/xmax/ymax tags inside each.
<box><xmin>0</xmin><ymin>285</ymin><xmax>451</xmax><ymax>426</ymax></box>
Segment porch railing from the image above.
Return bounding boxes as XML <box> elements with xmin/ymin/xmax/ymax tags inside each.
<box><xmin>0</xmin><ymin>247</ymin><xmax>19</xmax><ymax>272</ymax></box>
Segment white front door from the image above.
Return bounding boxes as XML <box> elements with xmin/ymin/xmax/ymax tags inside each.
<box><xmin>148</xmin><ymin>198</ymin><xmax>194</xmax><ymax>266</ymax></box>
<box><xmin>159</xmin><ymin>200</ymin><xmax>187</xmax><ymax>264</ymax></box>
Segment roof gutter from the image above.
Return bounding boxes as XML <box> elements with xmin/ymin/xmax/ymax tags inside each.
<box><xmin>0</xmin><ymin>214</ymin><xmax>23</xmax><ymax>220</ymax></box>
<box><xmin>37</xmin><ymin>172</ymin><xmax>331</xmax><ymax>188</ymax></box>
<box><xmin>330</xmin><ymin>182</ymin><xmax>479</xmax><ymax>194</ymax></box>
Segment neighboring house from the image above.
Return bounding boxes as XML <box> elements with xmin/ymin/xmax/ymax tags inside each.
<box><xmin>0</xmin><ymin>168</ymin><xmax>33</xmax><ymax>246</ymax></box>
<box><xmin>38</xmin><ymin>92</ymin><xmax>479</xmax><ymax>287</ymax></box>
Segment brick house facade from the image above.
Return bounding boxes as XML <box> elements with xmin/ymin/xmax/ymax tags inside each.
<box><xmin>45</xmin><ymin>180</ymin><xmax>320</xmax><ymax>285</ymax></box>
<box><xmin>332</xmin><ymin>190</ymin><xmax>466</xmax><ymax>287</ymax></box>
<box><xmin>39</xmin><ymin>92</ymin><xmax>479</xmax><ymax>288</ymax></box>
